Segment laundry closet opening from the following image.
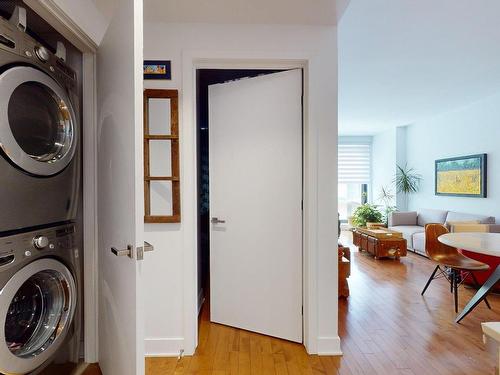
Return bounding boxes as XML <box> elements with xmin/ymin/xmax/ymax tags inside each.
<box><xmin>196</xmin><ymin>68</ymin><xmax>305</xmax><ymax>343</ymax></box>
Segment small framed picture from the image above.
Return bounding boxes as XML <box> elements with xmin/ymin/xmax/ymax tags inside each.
<box><xmin>144</xmin><ymin>60</ymin><xmax>171</xmax><ymax>80</ymax></box>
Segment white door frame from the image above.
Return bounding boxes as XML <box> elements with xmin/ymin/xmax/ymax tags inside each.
<box><xmin>23</xmin><ymin>0</ymin><xmax>100</xmax><ymax>363</ymax></box>
<box><xmin>181</xmin><ymin>51</ymin><xmax>320</xmax><ymax>355</ymax></box>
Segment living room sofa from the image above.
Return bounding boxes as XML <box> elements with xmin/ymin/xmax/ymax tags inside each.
<box><xmin>389</xmin><ymin>208</ymin><xmax>500</xmax><ymax>256</ymax></box>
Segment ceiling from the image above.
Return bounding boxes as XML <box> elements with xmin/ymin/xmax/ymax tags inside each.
<box><xmin>339</xmin><ymin>0</ymin><xmax>500</xmax><ymax>135</ymax></box>
<box><xmin>143</xmin><ymin>0</ymin><xmax>344</xmax><ymax>25</ymax></box>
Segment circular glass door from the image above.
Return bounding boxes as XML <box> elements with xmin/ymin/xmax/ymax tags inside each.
<box><xmin>0</xmin><ymin>66</ymin><xmax>77</xmax><ymax>176</ymax></box>
<box><xmin>5</xmin><ymin>269</ymin><xmax>71</xmax><ymax>358</ymax></box>
<box><xmin>0</xmin><ymin>259</ymin><xmax>76</xmax><ymax>374</ymax></box>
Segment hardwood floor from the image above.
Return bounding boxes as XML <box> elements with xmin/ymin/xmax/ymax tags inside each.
<box><xmin>146</xmin><ymin>231</ymin><xmax>499</xmax><ymax>374</ymax></box>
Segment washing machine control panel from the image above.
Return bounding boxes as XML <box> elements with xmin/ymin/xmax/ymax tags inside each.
<box><xmin>33</xmin><ymin>235</ymin><xmax>49</xmax><ymax>249</ymax></box>
<box><xmin>0</xmin><ymin>224</ymin><xmax>76</xmax><ymax>268</ymax></box>
<box><xmin>0</xmin><ymin>13</ymin><xmax>77</xmax><ymax>91</ymax></box>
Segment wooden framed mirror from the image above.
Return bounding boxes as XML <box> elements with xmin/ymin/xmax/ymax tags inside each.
<box><xmin>144</xmin><ymin>89</ymin><xmax>180</xmax><ymax>223</ymax></box>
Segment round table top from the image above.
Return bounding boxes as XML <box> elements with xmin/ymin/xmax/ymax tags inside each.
<box><xmin>439</xmin><ymin>233</ymin><xmax>500</xmax><ymax>256</ymax></box>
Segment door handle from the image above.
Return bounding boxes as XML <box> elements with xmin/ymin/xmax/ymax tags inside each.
<box><xmin>137</xmin><ymin>241</ymin><xmax>155</xmax><ymax>260</ymax></box>
<box><xmin>111</xmin><ymin>245</ymin><xmax>133</xmax><ymax>258</ymax></box>
<box><xmin>143</xmin><ymin>241</ymin><xmax>154</xmax><ymax>252</ymax></box>
<box><xmin>111</xmin><ymin>242</ymin><xmax>155</xmax><ymax>260</ymax></box>
<box><xmin>211</xmin><ymin>217</ymin><xmax>226</xmax><ymax>224</ymax></box>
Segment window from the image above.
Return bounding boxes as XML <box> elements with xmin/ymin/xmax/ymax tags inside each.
<box><xmin>338</xmin><ymin>141</ymin><xmax>371</xmax><ymax>222</ymax></box>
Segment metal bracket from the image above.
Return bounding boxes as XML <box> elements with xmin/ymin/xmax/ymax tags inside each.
<box><xmin>56</xmin><ymin>41</ymin><xmax>67</xmax><ymax>61</ymax></box>
<box><xmin>9</xmin><ymin>6</ymin><xmax>27</xmax><ymax>32</ymax></box>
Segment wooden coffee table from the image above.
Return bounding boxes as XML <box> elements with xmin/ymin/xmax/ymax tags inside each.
<box><xmin>353</xmin><ymin>227</ymin><xmax>407</xmax><ymax>260</ymax></box>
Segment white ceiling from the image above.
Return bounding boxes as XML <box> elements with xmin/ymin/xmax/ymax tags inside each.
<box><xmin>143</xmin><ymin>0</ymin><xmax>342</xmax><ymax>25</ymax></box>
<box><xmin>339</xmin><ymin>0</ymin><xmax>500</xmax><ymax>135</ymax></box>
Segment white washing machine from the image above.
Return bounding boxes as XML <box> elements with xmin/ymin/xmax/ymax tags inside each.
<box><xmin>0</xmin><ymin>223</ymin><xmax>81</xmax><ymax>374</ymax></box>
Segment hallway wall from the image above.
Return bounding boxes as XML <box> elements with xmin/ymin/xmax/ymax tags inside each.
<box><xmin>143</xmin><ymin>22</ymin><xmax>339</xmax><ymax>356</ymax></box>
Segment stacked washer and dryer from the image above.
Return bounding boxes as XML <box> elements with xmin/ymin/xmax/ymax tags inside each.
<box><xmin>0</xmin><ymin>6</ymin><xmax>82</xmax><ymax>375</ymax></box>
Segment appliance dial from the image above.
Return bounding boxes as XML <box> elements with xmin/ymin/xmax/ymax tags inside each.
<box><xmin>33</xmin><ymin>235</ymin><xmax>49</xmax><ymax>249</ymax></box>
<box><xmin>34</xmin><ymin>46</ymin><xmax>50</xmax><ymax>62</ymax></box>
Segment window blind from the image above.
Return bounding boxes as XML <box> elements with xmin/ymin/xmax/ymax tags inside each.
<box><xmin>338</xmin><ymin>143</ymin><xmax>371</xmax><ymax>184</ymax></box>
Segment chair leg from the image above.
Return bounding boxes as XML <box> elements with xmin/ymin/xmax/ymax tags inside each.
<box><xmin>449</xmin><ymin>268</ymin><xmax>454</xmax><ymax>293</ymax></box>
<box><xmin>453</xmin><ymin>269</ymin><xmax>459</xmax><ymax>313</ymax></box>
<box><xmin>470</xmin><ymin>272</ymin><xmax>492</xmax><ymax>310</ymax></box>
<box><xmin>422</xmin><ymin>265</ymin><xmax>440</xmax><ymax>296</ymax></box>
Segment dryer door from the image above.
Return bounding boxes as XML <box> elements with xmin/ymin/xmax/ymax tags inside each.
<box><xmin>0</xmin><ymin>66</ymin><xmax>78</xmax><ymax>176</ymax></box>
<box><xmin>0</xmin><ymin>258</ymin><xmax>76</xmax><ymax>375</ymax></box>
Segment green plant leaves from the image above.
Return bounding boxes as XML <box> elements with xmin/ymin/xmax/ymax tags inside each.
<box><xmin>352</xmin><ymin>204</ymin><xmax>383</xmax><ymax>227</ymax></box>
<box><xmin>394</xmin><ymin>164</ymin><xmax>422</xmax><ymax>194</ymax></box>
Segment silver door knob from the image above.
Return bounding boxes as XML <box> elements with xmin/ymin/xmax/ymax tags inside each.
<box><xmin>211</xmin><ymin>217</ymin><xmax>226</xmax><ymax>224</ymax></box>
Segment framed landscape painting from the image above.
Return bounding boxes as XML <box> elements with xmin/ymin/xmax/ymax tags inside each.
<box><xmin>435</xmin><ymin>154</ymin><xmax>487</xmax><ymax>198</ymax></box>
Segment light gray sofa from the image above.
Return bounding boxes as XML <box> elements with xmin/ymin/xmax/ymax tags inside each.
<box><xmin>389</xmin><ymin>209</ymin><xmax>500</xmax><ymax>256</ymax></box>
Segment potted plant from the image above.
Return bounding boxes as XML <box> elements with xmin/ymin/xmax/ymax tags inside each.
<box><xmin>394</xmin><ymin>164</ymin><xmax>422</xmax><ymax>209</ymax></box>
<box><xmin>378</xmin><ymin>186</ymin><xmax>396</xmax><ymax>226</ymax></box>
<box><xmin>351</xmin><ymin>204</ymin><xmax>383</xmax><ymax>228</ymax></box>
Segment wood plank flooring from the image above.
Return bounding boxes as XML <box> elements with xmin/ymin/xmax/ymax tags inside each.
<box><xmin>146</xmin><ymin>231</ymin><xmax>499</xmax><ymax>374</ymax></box>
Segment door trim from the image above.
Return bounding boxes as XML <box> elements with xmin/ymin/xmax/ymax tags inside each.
<box><xmin>23</xmin><ymin>1</ymin><xmax>100</xmax><ymax>364</ymax></box>
<box><xmin>182</xmin><ymin>52</ymin><xmax>321</xmax><ymax>355</ymax></box>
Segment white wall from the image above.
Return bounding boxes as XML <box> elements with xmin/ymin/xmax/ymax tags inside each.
<box><xmin>143</xmin><ymin>22</ymin><xmax>339</xmax><ymax>356</ymax></box>
<box><xmin>25</xmin><ymin>0</ymin><xmax>108</xmax><ymax>47</ymax></box>
<box><xmin>372</xmin><ymin>128</ymin><xmax>396</xmax><ymax>206</ymax></box>
<box><xmin>406</xmin><ymin>92</ymin><xmax>500</xmax><ymax>222</ymax></box>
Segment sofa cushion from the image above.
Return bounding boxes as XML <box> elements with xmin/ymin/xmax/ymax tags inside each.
<box><xmin>445</xmin><ymin>211</ymin><xmax>495</xmax><ymax>225</ymax></box>
<box><xmin>389</xmin><ymin>211</ymin><xmax>418</xmax><ymax>226</ymax></box>
<box><xmin>417</xmin><ymin>208</ymin><xmax>448</xmax><ymax>227</ymax></box>
<box><xmin>412</xmin><ymin>232</ymin><xmax>426</xmax><ymax>255</ymax></box>
<box><xmin>389</xmin><ymin>225</ymin><xmax>425</xmax><ymax>249</ymax></box>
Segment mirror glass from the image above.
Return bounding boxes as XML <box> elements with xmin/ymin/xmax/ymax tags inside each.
<box><xmin>149</xmin><ymin>140</ymin><xmax>172</xmax><ymax>176</ymax></box>
<box><xmin>148</xmin><ymin>98</ymin><xmax>171</xmax><ymax>135</ymax></box>
<box><xmin>150</xmin><ymin>181</ymin><xmax>173</xmax><ymax>216</ymax></box>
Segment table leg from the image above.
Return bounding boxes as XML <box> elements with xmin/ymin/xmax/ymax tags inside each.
<box><xmin>455</xmin><ymin>265</ymin><xmax>500</xmax><ymax>323</ymax></box>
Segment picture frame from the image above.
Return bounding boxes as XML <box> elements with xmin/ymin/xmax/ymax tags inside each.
<box><xmin>143</xmin><ymin>60</ymin><xmax>171</xmax><ymax>80</ymax></box>
<box><xmin>435</xmin><ymin>154</ymin><xmax>487</xmax><ymax>198</ymax></box>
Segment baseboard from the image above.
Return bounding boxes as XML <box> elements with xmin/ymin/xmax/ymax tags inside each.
<box><xmin>145</xmin><ymin>337</ymin><xmax>184</xmax><ymax>357</ymax></box>
<box><xmin>317</xmin><ymin>336</ymin><xmax>343</xmax><ymax>356</ymax></box>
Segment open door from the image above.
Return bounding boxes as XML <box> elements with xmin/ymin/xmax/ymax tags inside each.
<box><xmin>209</xmin><ymin>70</ymin><xmax>303</xmax><ymax>343</ymax></box>
<box><xmin>96</xmin><ymin>1</ymin><xmax>145</xmax><ymax>374</ymax></box>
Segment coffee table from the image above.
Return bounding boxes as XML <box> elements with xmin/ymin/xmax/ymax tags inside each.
<box><xmin>353</xmin><ymin>227</ymin><xmax>407</xmax><ymax>260</ymax></box>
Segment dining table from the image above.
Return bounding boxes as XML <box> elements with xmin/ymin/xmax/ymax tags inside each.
<box><xmin>439</xmin><ymin>232</ymin><xmax>500</xmax><ymax>323</ymax></box>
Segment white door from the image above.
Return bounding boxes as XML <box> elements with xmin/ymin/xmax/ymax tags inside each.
<box><xmin>209</xmin><ymin>69</ymin><xmax>303</xmax><ymax>343</ymax></box>
<box><xmin>96</xmin><ymin>1</ymin><xmax>145</xmax><ymax>374</ymax></box>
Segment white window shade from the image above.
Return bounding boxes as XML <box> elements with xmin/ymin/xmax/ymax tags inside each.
<box><xmin>338</xmin><ymin>144</ymin><xmax>371</xmax><ymax>184</ymax></box>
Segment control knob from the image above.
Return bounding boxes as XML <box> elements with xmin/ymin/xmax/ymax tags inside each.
<box><xmin>34</xmin><ymin>46</ymin><xmax>50</xmax><ymax>62</ymax></box>
<box><xmin>33</xmin><ymin>235</ymin><xmax>49</xmax><ymax>249</ymax></box>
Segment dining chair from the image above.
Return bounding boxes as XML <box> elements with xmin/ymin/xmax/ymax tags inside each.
<box><xmin>421</xmin><ymin>223</ymin><xmax>491</xmax><ymax>313</ymax></box>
